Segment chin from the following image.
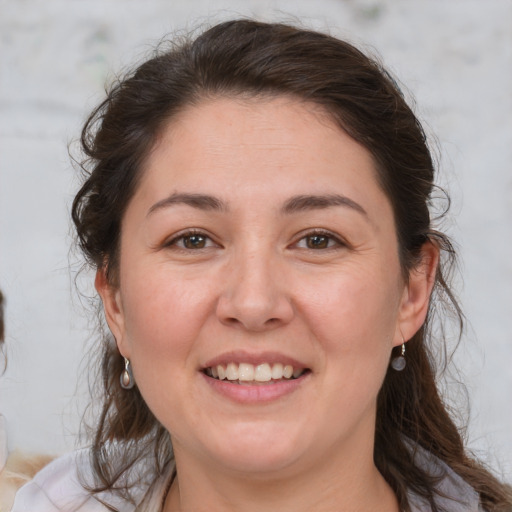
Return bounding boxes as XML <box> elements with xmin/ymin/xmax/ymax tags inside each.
<box><xmin>204</xmin><ymin>424</ymin><xmax>306</xmax><ymax>475</ymax></box>
<box><xmin>217</xmin><ymin>449</ymin><xmax>301</xmax><ymax>476</ymax></box>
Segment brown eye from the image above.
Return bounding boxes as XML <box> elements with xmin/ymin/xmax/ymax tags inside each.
<box><xmin>306</xmin><ymin>235</ymin><xmax>330</xmax><ymax>249</ymax></box>
<box><xmin>294</xmin><ymin>231</ymin><xmax>344</xmax><ymax>251</ymax></box>
<box><xmin>164</xmin><ymin>230</ymin><xmax>217</xmax><ymax>251</ymax></box>
<box><xmin>182</xmin><ymin>234</ymin><xmax>208</xmax><ymax>249</ymax></box>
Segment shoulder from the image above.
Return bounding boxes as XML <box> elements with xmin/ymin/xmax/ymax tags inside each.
<box><xmin>10</xmin><ymin>449</ymin><xmax>134</xmax><ymax>512</ymax></box>
<box><xmin>407</xmin><ymin>443</ymin><xmax>484</xmax><ymax>512</ymax></box>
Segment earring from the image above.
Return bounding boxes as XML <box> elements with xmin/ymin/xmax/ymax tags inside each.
<box><xmin>120</xmin><ymin>357</ymin><xmax>135</xmax><ymax>389</ymax></box>
<box><xmin>391</xmin><ymin>342</ymin><xmax>406</xmax><ymax>371</ymax></box>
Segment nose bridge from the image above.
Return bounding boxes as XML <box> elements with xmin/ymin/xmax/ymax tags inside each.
<box><xmin>216</xmin><ymin>239</ymin><xmax>293</xmax><ymax>330</ymax></box>
<box><xmin>237</xmin><ymin>243</ymin><xmax>276</xmax><ymax>299</ymax></box>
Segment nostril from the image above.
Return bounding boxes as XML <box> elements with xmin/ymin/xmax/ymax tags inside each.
<box><xmin>216</xmin><ymin>291</ymin><xmax>294</xmax><ymax>331</ymax></box>
<box><xmin>222</xmin><ymin>316</ymin><xmax>283</xmax><ymax>332</ymax></box>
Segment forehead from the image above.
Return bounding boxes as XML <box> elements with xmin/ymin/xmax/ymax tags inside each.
<box><xmin>126</xmin><ymin>95</ymin><xmax>394</xmax><ymax>230</ymax></box>
<box><xmin>142</xmin><ymin>97</ymin><xmax>379</xmax><ymax>190</ymax></box>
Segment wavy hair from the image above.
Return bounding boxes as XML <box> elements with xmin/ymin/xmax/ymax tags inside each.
<box><xmin>72</xmin><ymin>20</ymin><xmax>512</xmax><ymax>511</ymax></box>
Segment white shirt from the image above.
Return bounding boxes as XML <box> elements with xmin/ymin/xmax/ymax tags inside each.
<box><xmin>11</xmin><ymin>446</ymin><xmax>484</xmax><ymax>511</ymax></box>
<box><xmin>10</xmin><ymin>449</ymin><xmax>170</xmax><ymax>511</ymax></box>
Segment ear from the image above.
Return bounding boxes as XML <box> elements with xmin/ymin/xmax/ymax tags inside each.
<box><xmin>396</xmin><ymin>241</ymin><xmax>439</xmax><ymax>344</ymax></box>
<box><xmin>95</xmin><ymin>268</ymin><xmax>129</xmax><ymax>357</ymax></box>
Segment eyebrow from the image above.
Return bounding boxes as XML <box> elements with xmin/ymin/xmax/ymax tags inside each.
<box><xmin>147</xmin><ymin>193</ymin><xmax>228</xmax><ymax>216</ymax></box>
<box><xmin>147</xmin><ymin>192</ymin><xmax>367</xmax><ymax>218</ymax></box>
<box><xmin>281</xmin><ymin>194</ymin><xmax>368</xmax><ymax>217</ymax></box>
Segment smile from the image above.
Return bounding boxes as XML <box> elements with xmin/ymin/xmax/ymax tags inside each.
<box><xmin>203</xmin><ymin>362</ymin><xmax>308</xmax><ymax>384</ymax></box>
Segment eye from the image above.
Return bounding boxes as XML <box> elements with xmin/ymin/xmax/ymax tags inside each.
<box><xmin>165</xmin><ymin>231</ymin><xmax>216</xmax><ymax>250</ymax></box>
<box><xmin>304</xmin><ymin>234</ymin><xmax>331</xmax><ymax>249</ymax></box>
<box><xmin>181</xmin><ymin>234</ymin><xmax>209</xmax><ymax>249</ymax></box>
<box><xmin>295</xmin><ymin>231</ymin><xmax>344</xmax><ymax>250</ymax></box>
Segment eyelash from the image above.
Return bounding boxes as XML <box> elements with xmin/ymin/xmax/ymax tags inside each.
<box><xmin>164</xmin><ymin>229</ymin><xmax>217</xmax><ymax>250</ymax></box>
<box><xmin>164</xmin><ymin>228</ymin><xmax>346</xmax><ymax>252</ymax></box>
<box><xmin>292</xmin><ymin>229</ymin><xmax>346</xmax><ymax>251</ymax></box>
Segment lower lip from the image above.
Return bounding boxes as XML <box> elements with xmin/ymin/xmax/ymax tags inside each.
<box><xmin>201</xmin><ymin>372</ymin><xmax>308</xmax><ymax>403</ymax></box>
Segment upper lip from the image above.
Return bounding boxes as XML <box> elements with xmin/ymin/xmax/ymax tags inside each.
<box><xmin>202</xmin><ymin>350</ymin><xmax>308</xmax><ymax>369</ymax></box>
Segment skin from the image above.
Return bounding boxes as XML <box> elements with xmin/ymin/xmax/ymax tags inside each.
<box><xmin>96</xmin><ymin>96</ymin><xmax>438</xmax><ymax>512</ymax></box>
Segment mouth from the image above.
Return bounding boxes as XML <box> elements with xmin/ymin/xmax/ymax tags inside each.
<box><xmin>202</xmin><ymin>362</ymin><xmax>310</xmax><ymax>385</ymax></box>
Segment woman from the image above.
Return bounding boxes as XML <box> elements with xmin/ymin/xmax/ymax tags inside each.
<box><xmin>12</xmin><ymin>19</ymin><xmax>512</xmax><ymax>512</ymax></box>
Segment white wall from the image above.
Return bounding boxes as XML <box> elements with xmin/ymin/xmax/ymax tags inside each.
<box><xmin>1</xmin><ymin>0</ymin><xmax>511</xmax><ymax>480</ymax></box>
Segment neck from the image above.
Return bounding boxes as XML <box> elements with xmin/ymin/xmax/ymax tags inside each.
<box><xmin>163</xmin><ymin>435</ymin><xmax>399</xmax><ymax>512</ymax></box>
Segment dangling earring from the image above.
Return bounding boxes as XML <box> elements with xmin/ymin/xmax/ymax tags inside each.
<box><xmin>120</xmin><ymin>357</ymin><xmax>135</xmax><ymax>389</ymax></box>
<box><xmin>391</xmin><ymin>342</ymin><xmax>406</xmax><ymax>371</ymax></box>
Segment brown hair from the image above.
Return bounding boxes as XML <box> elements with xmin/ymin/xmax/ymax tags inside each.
<box><xmin>72</xmin><ymin>20</ymin><xmax>512</xmax><ymax>511</ymax></box>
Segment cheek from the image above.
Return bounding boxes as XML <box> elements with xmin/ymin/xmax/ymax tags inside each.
<box><xmin>295</xmin><ymin>261</ymin><xmax>402</xmax><ymax>404</ymax></box>
<box><xmin>118</xmin><ymin>270</ymin><xmax>216</xmax><ymax>426</ymax></box>
<box><xmin>119</xmin><ymin>266</ymin><xmax>215</xmax><ymax>360</ymax></box>
<box><xmin>296</xmin><ymin>263</ymin><xmax>402</xmax><ymax>349</ymax></box>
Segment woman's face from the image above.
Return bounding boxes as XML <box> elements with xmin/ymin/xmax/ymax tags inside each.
<box><xmin>99</xmin><ymin>97</ymin><xmax>432</xmax><ymax>477</ymax></box>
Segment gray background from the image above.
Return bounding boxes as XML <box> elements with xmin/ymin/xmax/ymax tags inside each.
<box><xmin>1</xmin><ymin>0</ymin><xmax>511</xmax><ymax>481</ymax></box>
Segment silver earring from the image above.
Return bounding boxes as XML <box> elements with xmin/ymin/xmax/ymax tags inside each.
<box><xmin>120</xmin><ymin>357</ymin><xmax>135</xmax><ymax>389</ymax></box>
<box><xmin>391</xmin><ymin>342</ymin><xmax>406</xmax><ymax>371</ymax></box>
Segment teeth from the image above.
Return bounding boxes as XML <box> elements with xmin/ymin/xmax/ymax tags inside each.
<box><xmin>226</xmin><ymin>362</ymin><xmax>239</xmax><ymax>381</ymax></box>
<box><xmin>206</xmin><ymin>362</ymin><xmax>305</xmax><ymax>382</ymax></box>
<box><xmin>238</xmin><ymin>363</ymin><xmax>254</xmax><ymax>381</ymax></box>
<box><xmin>271</xmin><ymin>363</ymin><xmax>283</xmax><ymax>379</ymax></box>
<box><xmin>254</xmin><ymin>363</ymin><xmax>272</xmax><ymax>382</ymax></box>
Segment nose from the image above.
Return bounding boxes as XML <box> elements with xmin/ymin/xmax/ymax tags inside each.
<box><xmin>215</xmin><ymin>249</ymin><xmax>294</xmax><ymax>332</ymax></box>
